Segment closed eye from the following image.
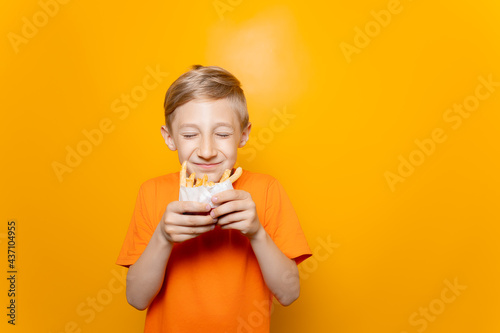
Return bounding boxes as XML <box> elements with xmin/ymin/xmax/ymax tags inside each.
<box><xmin>182</xmin><ymin>134</ymin><xmax>198</xmax><ymax>139</ymax></box>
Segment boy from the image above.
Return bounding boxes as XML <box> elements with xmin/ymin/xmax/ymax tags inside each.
<box><xmin>116</xmin><ymin>65</ymin><xmax>312</xmax><ymax>332</ymax></box>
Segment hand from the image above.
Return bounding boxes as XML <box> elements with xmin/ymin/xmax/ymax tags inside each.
<box><xmin>159</xmin><ymin>201</ymin><xmax>217</xmax><ymax>243</ymax></box>
<box><xmin>210</xmin><ymin>190</ymin><xmax>262</xmax><ymax>239</ymax></box>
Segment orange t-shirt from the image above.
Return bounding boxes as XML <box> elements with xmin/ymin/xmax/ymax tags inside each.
<box><xmin>116</xmin><ymin>169</ymin><xmax>312</xmax><ymax>333</ymax></box>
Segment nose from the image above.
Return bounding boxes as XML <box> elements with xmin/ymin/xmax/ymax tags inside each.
<box><xmin>197</xmin><ymin>135</ymin><xmax>217</xmax><ymax>160</ymax></box>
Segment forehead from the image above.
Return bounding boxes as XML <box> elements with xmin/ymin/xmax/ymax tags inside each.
<box><xmin>173</xmin><ymin>98</ymin><xmax>240</xmax><ymax>126</ymax></box>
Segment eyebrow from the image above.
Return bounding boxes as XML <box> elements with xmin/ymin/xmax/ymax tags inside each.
<box><xmin>214</xmin><ymin>122</ymin><xmax>234</xmax><ymax>128</ymax></box>
<box><xmin>178</xmin><ymin>123</ymin><xmax>198</xmax><ymax>129</ymax></box>
<box><xmin>179</xmin><ymin>122</ymin><xmax>234</xmax><ymax>129</ymax></box>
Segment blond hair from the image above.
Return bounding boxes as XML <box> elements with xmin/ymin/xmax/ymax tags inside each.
<box><xmin>163</xmin><ymin>65</ymin><xmax>249</xmax><ymax>132</ymax></box>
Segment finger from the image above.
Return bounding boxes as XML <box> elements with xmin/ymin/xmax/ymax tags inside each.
<box><xmin>211</xmin><ymin>189</ymin><xmax>248</xmax><ymax>205</ymax></box>
<box><xmin>210</xmin><ymin>200</ymin><xmax>245</xmax><ymax>219</ymax></box>
<box><xmin>171</xmin><ymin>201</ymin><xmax>212</xmax><ymax>214</ymax></box>
<box><xmin>216</xmin><ymin>211</ymin><xmax>249</xmax><ymax>226</ymax></box>
<box><xmin>219</xmin><ymin>221</ymin><xmax>249</xmax><ymax>234</ymax></box>
<box><xmin>165</xmin><ymin>224</ymin><xmax>215</xmax><ymax>236</ymax></box>
<box><xmin>174</xmin><ymin>213</ymin><xmax>216</xmax><ymax>227</ymax></box>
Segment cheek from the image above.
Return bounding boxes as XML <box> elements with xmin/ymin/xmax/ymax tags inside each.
<box><xmin>178</xmin><ymin>137</ymin><xmax>240</xmax><ymax>158</ymax></box>
<box><xmin>220</xmin><ymin>140</ymin><xmax>239</xmax><ymax>158</ymax></box>
<box><xmin>177</xmin><ymin>140</ymin><xmax>198</xmax><ymax>157</ymax></box>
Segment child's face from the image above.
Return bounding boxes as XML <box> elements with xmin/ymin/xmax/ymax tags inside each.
<box><xmin>161</xmin><ymin>98</ymin><xmax>251</xmax><ymax>182</ymax></box>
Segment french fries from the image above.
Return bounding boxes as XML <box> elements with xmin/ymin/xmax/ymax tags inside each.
<box><xmin>179</xmin><ymin>162</ymin><xmax>242</xmax><ymax>187</ymax></box>
<box><xmin>180</xmin><ymin>161</ymin><xmax>187</xmax><ymax>187</ymax></box>
<box><xmin>186</xmin><ymin>173</ymin><xmax>195</xmax><ymax>188</ymax></box>
<box><xmin>228</xmin><ymin>167</ymin><xmax>242</xmax><ymax>183</ymax></box>
<box><xmin>219</xmin><ymin>169</ymin><xmax>231</xmax><ymax>183</ymax></box>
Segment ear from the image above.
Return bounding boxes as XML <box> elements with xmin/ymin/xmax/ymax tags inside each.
<box><xmin>238</xmin><ymin>122</ymin><xmax>252</xmax><ymax>148</ymax></box>
<box><xmin>161</xmin><ymin>125</ymin><xmax>177</xmax><ymax>151</ymax></box>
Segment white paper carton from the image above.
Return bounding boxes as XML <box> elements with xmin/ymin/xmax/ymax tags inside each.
<box><xmin>179</xmin><ymin>179</ymin><xmax>233</xmax><ymax>208</ymax></box>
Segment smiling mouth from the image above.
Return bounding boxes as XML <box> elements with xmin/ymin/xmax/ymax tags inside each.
<box><xmin>194</xmin><ymin>162</ymin><xmax>221</xmax><ymax>169</ymax></box>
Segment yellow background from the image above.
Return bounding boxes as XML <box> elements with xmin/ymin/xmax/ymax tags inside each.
<box><xmin>1</xmin><ymin>0</ymin><xmax>499</xmax><ymax>332</ymax></box>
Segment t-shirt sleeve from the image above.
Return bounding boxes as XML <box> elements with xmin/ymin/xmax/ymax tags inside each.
<box><xmin>116</xmin><ymin>183</ymin><xmax>155</xmax><ymax>267</ymax></box>
<box><xmin>264</xmin><ymin>178</ymin><xmax>312</xmax><ymax>265</ymax></box>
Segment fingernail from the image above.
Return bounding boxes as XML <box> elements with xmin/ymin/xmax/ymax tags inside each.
<box><xmin>210</xmin><ymin>210</ymin><xmax>216</xmax><ymax>218</ymax></box>
<box><xmin>211</xmin><ymin>225</ymin><xmax>215</xmax><ymax>230</ymax></box>
<box><xmin>212</xmin><ymin>196</ymin><xmax>218</xmax><ymax>203</ymax></box>
<box><xmin>205</xmin><ymin>204</ymin><xmax>211</xmax><ymax>211</ymax></box>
